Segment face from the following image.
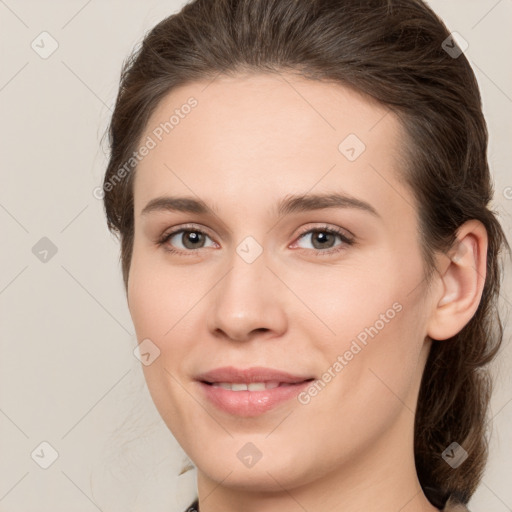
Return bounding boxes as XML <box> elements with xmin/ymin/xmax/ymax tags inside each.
<box><xmin>127</xmin><ymin>72</ymin><xmax>437</xmax><ymax>493</ymax></box>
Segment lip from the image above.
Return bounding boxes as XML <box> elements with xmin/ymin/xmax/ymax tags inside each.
<box><xmin>195</xmin><ymin>366</ymin><xmax>315</xmax><ymax>417</ymax></box>
<box><xmin>196</xmin><ymin>365</ymin><xmax>314</xmax><ymax>384</ymax></box>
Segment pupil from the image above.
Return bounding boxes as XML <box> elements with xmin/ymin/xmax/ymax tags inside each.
<box><xmin>314</xmin><ymin>231</ymin><xmax>333</xmax><ymax>249</ymax></box>
<box><xmin>184</xmin><ymin>231</ymin><xmax>203</xmax><ymax>249</ymax></box>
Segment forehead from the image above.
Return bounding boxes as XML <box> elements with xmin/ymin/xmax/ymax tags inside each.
<box><xmin>133</xmin><ymin>72</ymin><xmax>415</xmax><ymax>223</ymax></box>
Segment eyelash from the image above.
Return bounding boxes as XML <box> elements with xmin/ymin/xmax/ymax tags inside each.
<box><xmin>156</xmin><ymin>223</ymin><xmax>355</xmax><ymax>257</ymax></box>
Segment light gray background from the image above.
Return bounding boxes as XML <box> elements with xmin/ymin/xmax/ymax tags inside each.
<box><xmin>1</xmin><ymin>1</ymin><xmax>511</xmax><ymax>511</ymax></box>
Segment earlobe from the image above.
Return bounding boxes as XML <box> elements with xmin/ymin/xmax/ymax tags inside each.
<box><xmin>426</xmin><ymin>220</ymin><xmax>488</xmax><ymax>341</ymax></box>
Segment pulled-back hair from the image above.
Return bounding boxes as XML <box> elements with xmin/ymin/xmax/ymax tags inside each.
<box><xmin>101</xmin><ymin>0</ymin><xmax>510</xmax><ymax>508</ymax></box>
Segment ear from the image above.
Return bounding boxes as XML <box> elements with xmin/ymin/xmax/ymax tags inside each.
<box><xmin>426</xmin><ymin>219</ymin><xmax>488</xmax><ymax>341</ymax></box>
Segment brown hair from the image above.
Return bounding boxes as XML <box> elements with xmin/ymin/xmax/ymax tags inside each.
<box><xmin>101</xmin><ymin>0</ymin><xmax>510</xmax><ymax>507</ymax></box>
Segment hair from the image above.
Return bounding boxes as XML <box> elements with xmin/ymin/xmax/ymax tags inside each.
<box><xmin>101</xmin><ymin>0</ymin><xmax>511</xmax><ymax>508</ymax></box>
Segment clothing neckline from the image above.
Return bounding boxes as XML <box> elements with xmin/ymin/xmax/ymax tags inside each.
<box><xmin>184</xmin><ymin>496</ymin><xmax>470</xmax><ymax>511</ymax></box>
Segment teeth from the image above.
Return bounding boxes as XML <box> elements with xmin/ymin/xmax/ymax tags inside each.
<box><xmin>211</xmin><ymin>381</ymin><xmax>282</xmax><ymax>391</ymax></box>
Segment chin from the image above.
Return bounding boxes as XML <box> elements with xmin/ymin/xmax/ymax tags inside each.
<box><xmin>196</xmin><ymin>450</ymin><xmax>317</xmax><ymax>493</ymax></box>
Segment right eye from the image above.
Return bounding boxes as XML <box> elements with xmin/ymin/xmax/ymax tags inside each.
<box><xmin>157</xmin><ymin>225</ymin><xmax>218</xmax><ymax>255</ymax></box>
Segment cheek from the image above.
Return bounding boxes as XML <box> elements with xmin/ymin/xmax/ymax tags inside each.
<box><xmin>127</xmin><ymin>248</ymin><xmax>206</xmax><ymax>389</ymax></box>
<box><xmin>286</xmin><ymin>259</ymin><xmax>401</xmax><ymax>349</ymax></box>
<box><xmin>295</xmin><ymin>299</ymin><xmax>425</xmax><ymax>466</ymax></box>
<box><xmin>299</xmin><ymin>252</ymin><xmax>428</xmax><ymax>409</ymax></box>
<box><xmin>127</xmin><ymin>254</ymin><xmax>200</xmax><ymax>438</ymax></box>
<box><xmin>127</xmin><ymin>246</ymin><xmax>183</xmax><ymax>339</ymax></box>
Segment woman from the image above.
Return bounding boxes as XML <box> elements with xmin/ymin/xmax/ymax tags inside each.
<box><xmin>101</xmin><ymin>0</ymin><xmax>510</xmax><ymax>510</ymax></box>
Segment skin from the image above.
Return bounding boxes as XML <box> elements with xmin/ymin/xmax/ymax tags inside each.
<box><xmin>126</xmin><ymin>72</ymin><xmax>487</xmax><ymax>512</ymax></box>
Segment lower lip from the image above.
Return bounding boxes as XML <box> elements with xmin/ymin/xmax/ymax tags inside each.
<box><xmin>198</xmin><ymin>381</ymin><xmax>312</xmax><ymax>417</ymax></box>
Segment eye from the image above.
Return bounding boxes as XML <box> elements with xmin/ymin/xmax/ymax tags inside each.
<box><xmin>292</xmin><ymin>225</ymin><xmax>354</xmax><ymax>255</ymax></box>
<box><xmin>156</xmin><ymin>223</ymin><xmax>354</xmax><ymax>257</ymax></box>
<box><xmin>157</xmin><ymin>225</ymin><xmax>217</xmax><ymax>255</ymax></box>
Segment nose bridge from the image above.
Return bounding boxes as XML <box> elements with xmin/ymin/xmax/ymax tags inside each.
<box><xmin>207</xmin><ymin>238</ymin><xmax>286</xmax><ymax>341</ymax></box>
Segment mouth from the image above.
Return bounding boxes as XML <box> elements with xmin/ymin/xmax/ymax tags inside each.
<box><xmin>195</xmin><ymin>366</ymin><xmax>316</xmax><ymax>417</ymax></box>
<box><xmin>201</xmin><ymin>379</ymin><xmax>314</xmax><ymax>391</ymax></box>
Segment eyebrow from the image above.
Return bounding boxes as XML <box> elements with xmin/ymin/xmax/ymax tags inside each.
<box><xmin>141</xmin><ymin>192</ymin><xmax>380</xmax><ymax>218</ymax></box>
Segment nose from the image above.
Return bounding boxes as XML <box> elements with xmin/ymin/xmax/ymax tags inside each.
<box><xmin>206</xmin><ymin>244</ymin><xmax>288</xmax><ymax>343</ymax></box>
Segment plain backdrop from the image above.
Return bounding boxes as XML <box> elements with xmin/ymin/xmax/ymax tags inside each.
<box><xmin>1</xmin><ymin>1</ymin><xmax>511</xmax><ymax>511</ymax></box>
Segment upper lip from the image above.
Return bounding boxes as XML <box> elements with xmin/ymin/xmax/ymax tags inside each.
<box><xmin>196</xmin><ymin>366</ymin><xmax>315</xmax><ymax>384</ymax></box>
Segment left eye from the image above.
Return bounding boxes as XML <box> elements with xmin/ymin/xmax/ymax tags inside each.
<box><xmin>294</xmin><ymin>227</ymin><xmax>353</xmax><ymax>252</ymax></box>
